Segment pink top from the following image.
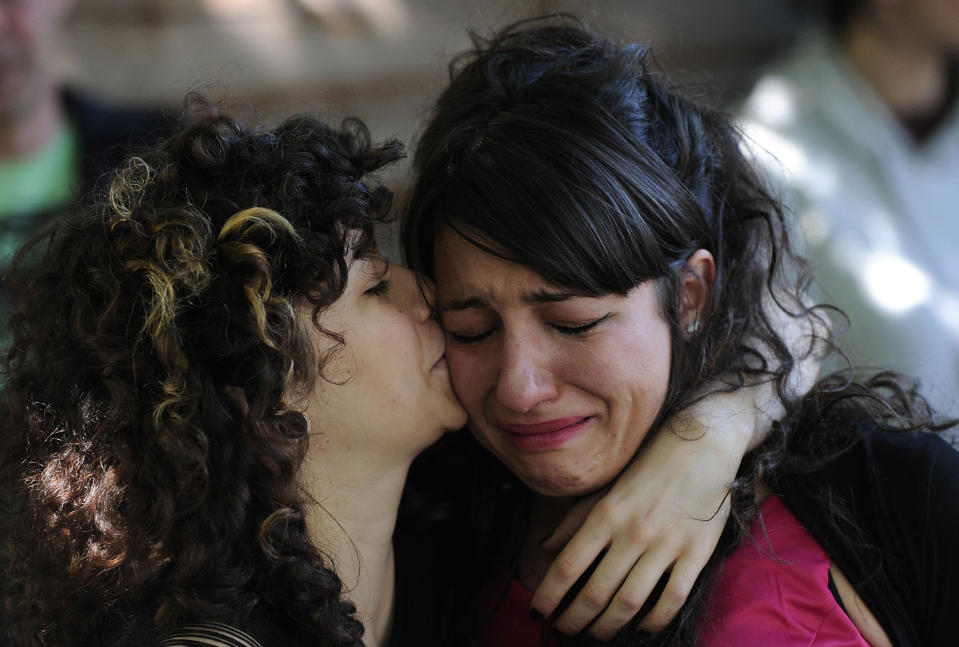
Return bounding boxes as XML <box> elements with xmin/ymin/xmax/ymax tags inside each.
<box><xmin>481</xmin><ymin>496</ymin><xmax>872</xmax><ymax>646</ymax></box>
<box><xmin>480</xmin><ymin>575</ymin><xmax>560</xmax><ymax>647</ymax></box>
<box><xmin>702</xmin><ymin>495</ymin><xmax>871</xmax><ymax>646</ymax></box>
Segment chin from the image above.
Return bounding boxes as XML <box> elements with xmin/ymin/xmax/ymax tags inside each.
<box><xmin>511</xmin><ymin>461</ymin><xmax>607</xmax><ymax>499</ymax></box>
<box><xmin>449</xmin><ymin>407</ymin><xmax>469</xmax><ymax>430</ymax></box>
<box><xmin>420</xmin><ymin>405</ymin><xmax>466</xmax><ymax>446</ymax></box>
<box><xmin>406</xmin><ymin>425</ymin><xmax>447</xmax><ymax>457</ymax></box>
<box><xmin>525</xmin><ymin>480</ymin><xmax>603</xmax><ymax>499</ymax></box>
<box><xmin>440</xmin><ymin>395</ymin><xmax>468</xmax><ymax>430</ymax></box>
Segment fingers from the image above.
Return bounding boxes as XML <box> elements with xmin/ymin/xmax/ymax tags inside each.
<box><xmin>629</xmin><ymin>495</ymin><xmax>730</xmax><ymax>634</ymax></box>
<box><xmin>544</xmin><ymin>494</ymin><xmax>729</xmax><ymax>639</ymax></box>
<box><xmin>554</xmin><ymin>543</ymin><xmax>673</xmax><ymax>637</ymax></box>
<box><xmin>595</xmin><ymin>502</ymin><xmax>728</xmax><ymax>638</ymax></box>
<box><xmin>635</xmin><ymin>559</ymin><xmax>701</xmax><ymax>633</ymax></box>
<box><xmin>528</xmin><ymin>396</ymin><xmax>743</xmax><ymax>639</ymax></box>
<box><xmin>531</xmin><ymin>510</ymin><xmax>611</xmax><ymax>619</ymax></box>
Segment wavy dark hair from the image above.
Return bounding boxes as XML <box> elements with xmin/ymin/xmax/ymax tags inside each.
<box><xmin>0</xmin><ymin>102</ymin><xmax>403</xmax><ymax>646</ymax></box>
<box><xmin>402</xmin><ymin>16</ymin><xmax>947</xmax><ymax>647</ymax></box>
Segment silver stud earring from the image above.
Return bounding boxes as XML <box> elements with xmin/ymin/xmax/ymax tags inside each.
<box><xmin>684</xmin><ymin>319</ymin><xmax>700</xmax><ymax>335</ymax></box>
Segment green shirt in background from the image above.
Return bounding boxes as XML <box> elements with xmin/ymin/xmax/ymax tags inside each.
<box><xmin>0</xmin><ymin>124</ymin><xmax>79</xmax><ymax>263</ymax></box>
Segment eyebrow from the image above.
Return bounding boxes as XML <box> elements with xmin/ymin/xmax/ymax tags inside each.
<box><xmin>440</xmin><ymin>289</ymin><xmax>588</xmax><ymax>312</ymax></box>
<box><xmin>351</xmin><ymin>254</ymin><xmax>390</xmax><ymax>275</ymax></box>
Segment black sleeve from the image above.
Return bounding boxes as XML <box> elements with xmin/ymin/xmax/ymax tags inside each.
<box><xmin>866</xmin><ymin>431</ymin><xmax>959</xmax><ymax>646</ymax></box>
<box><xmin>780</xmin><ymin>426</ymin><xmax>959</xmax><ymax>647</ymax></box>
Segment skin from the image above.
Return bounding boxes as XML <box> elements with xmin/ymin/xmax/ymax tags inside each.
<box><xmin>533</xmin><ymin>393</ymin><xmax>751</xmax><ymax>636</ymax></box>
<box><xmin>526</xmin><ymin>268</ymin><xmax>828</xmax><ymax>638</ymax></box>
<box><xmin>432</xmin><ymin>224</ymin><xmax>888</xmax><ymax>645</ymax></box>
<box><xmin>301</xmin><ymin>235</ymin><xmax>779</xmax><ymax>641</ymax></box>
<box><xmin>433</xmin><ymin>225</ymin><xmax>720</xmax><ymax>637</ymax></box>
<box><xmin>0</xmin><ymin>0</ymin><xmax>72</xmax><ymax>158</ymax></box>
<box><xmin>434</xmin><ymin>227</ymin><xmax>676</xmax><ymax>498</ymax></box>
<box><xmin>294</xmin><ymin>242</ymin><xmax>740</xmax><ymax>643</ymax></box>
<box><xmin>285</xmin><ymin>231</ymin><xmax>823</xmax><ymax>641</ymax></box>
<box><xmin>830</xmin><ymin>564</ymin><xmax>894</xmax><ymax>647</ymax></box>
<box><xmin>293</xmin><ymin>253</ymin><xmax>466</xmax><ymax>647</ymax></box>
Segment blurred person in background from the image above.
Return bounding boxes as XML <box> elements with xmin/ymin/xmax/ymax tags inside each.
<box><xmin>739</xmin><ymin>0</ymin><xmax>959</xmax><ymax>423</ymax></box>
<box><xmin>0</xmin><ymin>0</ymin><xmax>168</xmax><ymax>272</ymax></box>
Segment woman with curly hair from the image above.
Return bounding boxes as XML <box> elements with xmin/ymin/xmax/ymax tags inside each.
<box><xmin>0</xmin><ymin>106</ymin><xmax>471</xmax><ymax>646</ymax></box>
<box><xmin>402</xmin><ymin>17</ymin><xmax>959</xmax><ymax>647</ymax></box>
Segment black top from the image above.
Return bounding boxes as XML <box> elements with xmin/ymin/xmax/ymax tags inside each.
<box><xmin>777</xmin><ymin>422</ymin><xmax>959</xmax><ymax>646</ymax></box>
<box><xmin>85</xmin><ymin>609</ymin><xmax>301</xmax><ymax>647</ymax></box>
<box><xmin>85</xmin><ymin>520</ymin><xmax>441</xmax><ymax>646</ymax></box>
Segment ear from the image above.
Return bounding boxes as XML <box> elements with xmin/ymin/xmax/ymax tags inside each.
<box><xmin>679</xmin><ymin>249</ymin><xmax>715</xmax><ymax>335</ymax></box>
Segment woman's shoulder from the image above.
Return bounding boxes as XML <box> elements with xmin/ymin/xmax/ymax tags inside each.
<box><xmin>703</xmin><ymin>495</ymin><xmax>871</xmax><ymax>647</ymax></box>
<box><xmin>780</xmin><ymin>413</ymin><xmax>959</xmax><ymax>551</ymax></box>
<box><xmin>778</xmin><ymin>416</ymin><xmax>959</xmax><ymax>647</ymax></box>
<box><xmin>781</xmin><ymin>406</ymin><xmax>956</xmax><ymax>478</ymax></box>
<box><xmin>802</xmin><ymin>415</ymin><xmax>957</xmax><ymax>489</ymax></box>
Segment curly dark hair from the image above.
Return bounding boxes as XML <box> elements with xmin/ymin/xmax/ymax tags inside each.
<box><xmin>0</xmin><ymin>101</ymin><xmax>404</xmax><ymax>646</ymax></box>
<box><xmin>401</xmin><ymin>16</ymin><xmax>949</xmax><ymax>647</ymax></box>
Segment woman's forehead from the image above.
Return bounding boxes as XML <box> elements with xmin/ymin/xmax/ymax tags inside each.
<box><xmin>433</xmin><ymin>228</ymin><xmax>573</xmax><ymax>306</ymax></box>
<box><xmin>346</xmin><ymin>254</ymin><xmax>388</xmax><ymax>282</ymax></box>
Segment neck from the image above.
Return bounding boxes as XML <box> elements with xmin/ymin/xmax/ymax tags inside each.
<box><xmin>843</xmin><ymin>18</ymin><xmax>951</xmax><ymax>117</ymax></box>
<box><xmin>301</xmin><ymin>444</ymin><xmax>415</xmax><ymax>647</ymax></box>
<box><xmin>0</xmin><ymin>88</ymin><xmax>64</xmax><ymax>160</ymax></box>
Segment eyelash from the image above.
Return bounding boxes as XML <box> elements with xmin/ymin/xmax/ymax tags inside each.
<box><xmin>448</xmin><ymin>313</ymin><xmax>611</xmax><ymax>344</ymax></box>
<box><xmin>448</xmin><ymin>329</ymin><xmax>494</xmax><ymax>344</ymax></box>
<box><xmin>364</xmin><ymin>279</ymin><xmax>391</xmax><ymax>296</ymax></box>
<box><xmin>551</xmin><ymin>313</ymin><xmax>611</xmax><ymax>335</ymax></box>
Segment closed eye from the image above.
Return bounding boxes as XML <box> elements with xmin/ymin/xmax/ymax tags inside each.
<box><xmin>447</xmin><ymin>328</ymin><xmax>495</xmax><ymax>344</ymax></box>
<box><xmin>364</xmin><ymin>279</ymin><xmax>391</xmax><ymax>296</ymax></box>
<box><xmin>551</xmin><ymin>313</ymin><xmax>611</xmax><ymax>335</ymax></box>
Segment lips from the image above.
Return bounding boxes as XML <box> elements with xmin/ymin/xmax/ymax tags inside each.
<box><xmin>497</xmin><ymin>416</ymin><xmax>593</xmax><ymax>451</ymax></box>
<box><xmin>499</xmin><ymin>416</ymin><xmax>587</xmax><ymax>434</ymax></box>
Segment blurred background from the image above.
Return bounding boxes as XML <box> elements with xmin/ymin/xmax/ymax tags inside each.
<box><xmin>10</xmin><ymin>0</ymin><xmax>959</xmax><ymax>420</ymax></box>
<box><xmin>62</xmin><ymin>0</ymin><xmax>805</xmax><ymax>202</ymax></box>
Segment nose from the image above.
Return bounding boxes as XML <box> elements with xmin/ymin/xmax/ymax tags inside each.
<box><xmin>393</xmin><ymin>265</ymin><xmax>432</xmax><ymax>323</ymax></box>
<box><xmin>495</xmin><ymin>332</ymin><xmax>557</xmax><ymax>413</ymax></box>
